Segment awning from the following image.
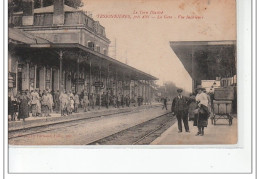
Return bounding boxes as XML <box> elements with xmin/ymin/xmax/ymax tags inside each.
<box><xmin>170</xmin><ymin>40</ymin><xmax>236</xmax><ymax>81</ymax></box>
<box><xmin>11</xmin><ymin>41</ymin><xmax>158</xmax><ymax>81</ymax></box>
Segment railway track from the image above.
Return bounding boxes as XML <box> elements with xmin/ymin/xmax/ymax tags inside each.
<box><xmin>8</xmin><ymin>105</ymin><xmax>161</xmax><ymax>140</ymax></box>
<box><xmin>87</xmin><ymin>113</ymin><xmax>176</xmax><ymax>145</ymax></box>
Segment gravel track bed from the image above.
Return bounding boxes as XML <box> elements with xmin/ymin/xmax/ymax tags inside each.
<box><xmin>9</xmin><ymin>106</ymin><xmax>169</xmax><ymax>145</ymax></box>
<box><xmin>88</xmin><ymin>114</ymin><xmax>176</xmax><ymax>145</ymax></box>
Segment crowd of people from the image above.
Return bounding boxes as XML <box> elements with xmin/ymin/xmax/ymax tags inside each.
<box><xmin>162</xmin><ymin>86</ymin><xmax>213</xmax><ymax>136</ymax></box>
<box><xmin>8</xmin><ymin>88</ymin><xmax>148</xmax><ymax>121</ymax></box>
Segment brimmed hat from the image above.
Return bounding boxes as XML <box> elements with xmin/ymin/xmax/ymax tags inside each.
<box><xmin>195</xmin><ymin>85</ymin><xmax>204</xmax><ymax>91</ymax></box>
<box><xmin>177</xmin><ymin>88</ymin><xmax>183</xmax><ymax>93</ymax></box>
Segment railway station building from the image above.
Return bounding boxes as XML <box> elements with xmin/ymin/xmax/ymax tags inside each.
<box><xmin>8</xmin><ymin>0</ymin><xmax>158</xmax><ymax>103</ymax></box>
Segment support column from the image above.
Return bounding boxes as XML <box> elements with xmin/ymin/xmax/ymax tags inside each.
<box><xmin>115</xmin><ymin>70</ymin><xmax>118</xmax><ymax>96</ymax></box>
<box><xmin>57</xmin><ymin>69</ymin><xmax>60</xmax><ymax>90</ymax></box>
<box><xmin>147</xmin><ymin>80</ymin><xmax>151</xmax><ymax>104</ymax></box>
<box><xmin>43</xmin><ymin>66</ymin><xmax>46</xmax><ymax>90</ymax></box>
<box><xmin>149</xmin><ymin>82</ymin><xmax>151</xmax><ymax>103</ymax></box>
<box><xmin>34</xmin><ymin>65</ymin><xmax>37</xmax><ymax>89</ymax></box>
<box><xmin>123</xmin><ymin>72</ymin><xmax>125</xmax><ymax>96</ymax></box>
<box><xmin>133</xmin><ymin>80</ymin><xmax>135</xmax><ymax>99</ymax></box>
<box><xmin>89</xmin><ymin>60</ymin><xmax>92</xmax><ymax>94</ymax></box>
<box><xmin>15</xmin><ymin>60</ymin><xmax>18</xmax><ymax>95</ymax></box>
<box><xmin>107</xmin><ymin>64</ymin><xmax>110</xmax><ymax>92</ymax></box>
<box><xmin>63</xmin><ymin>71</ymin><xmax>66</xmax><ymax>91</ymax></box>
<box><xmin>76</xmin><ymin>56</ymin><xmax>80</xmax><ymax>93</ymax></box>
<box><xmin>137</xmin><ymin>81</ymin><xmax>139</xmax><ymax>96</ymax></box>
<box><xmin>58</xmin><ymin>51</ymin><xmax>63</xmax><ymax>115</ymax></box>
<box><xmin>59</xmin><ymin>51</ymin><xmax>63</xmax><ymax>93</ymax></box>
<box><xmin>50</xmin><ymin>67</ymin><xmax>53</xmax><ymax>91</ymax></box>
<box><xmin>142</xmin><ymin>80</ymin><xmax>144</xmax><ymax>98</ymax></box>
<box><xmin>99</xmin><ymin>62</ymin><xmax>101</xmax><ymax>110</ymax></box>
<box><xmin>130</xmin><ymin>80</ymin><xmax>133</xmax><ymax>100</ymax></box>
<box><xmin>26</xmin><ymin>62</ymin><xmax>30</xmax><ymax>90</ymax></box>
<box><xmin>145</xmin><ymin>80</ymin><xmax>147</xmax><ymax>104</ymax></box>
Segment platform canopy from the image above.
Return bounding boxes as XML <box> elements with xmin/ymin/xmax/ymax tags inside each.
<box><xmin>170</xmin><ymin>41</ymin><xmax>236</xmax><ymax>90</ymax></box>
<box><xmin>9</xmin><ymin>28</ymin><xmax>158</xmax><ymax>81</ymax></box>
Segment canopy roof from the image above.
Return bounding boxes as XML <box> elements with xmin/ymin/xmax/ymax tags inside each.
<box><xmin>9</xmin><ymin>28</ymin><xmax>157</xmax><ymax>81</ymax></box>
<box><xmin>170</xmin><ymin>40</ymin><xmax>236</xmax><ymax>80</ymax></box>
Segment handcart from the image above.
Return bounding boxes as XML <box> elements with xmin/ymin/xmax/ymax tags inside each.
<box><xmin>212</xmin><ymin>100</ymin><xmax>233</xmax><ymax>125</ymax></box>
<box><xmin>211</xmin><ymin>87</ymin><xmax>234</xmax><ymax>126</ymax></box>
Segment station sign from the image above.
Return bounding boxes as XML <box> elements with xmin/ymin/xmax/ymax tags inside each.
<box><xmin>74</xmin><ymin>79</ymin><xmax>85</xmax><ymax>84</ymax></box>
<box><xmin>94</xmin><ymin>81</ymin><xmax>103</xmax><ymax>87</ymax></box>
<box><xmin>8</xmin><ymin>72</ymin><xmax>16</xmax><ymax>88</ymax></box>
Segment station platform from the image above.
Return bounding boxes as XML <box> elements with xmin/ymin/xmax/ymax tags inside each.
<box><xmin>151</xmin><ymin>114</ymin><xmax>237</xmax><ymax>145</ymax></box>
<box><xmin>8</xmin><ymin>103</ymin><xmax>162</xmax><ymax>132</ymax></box>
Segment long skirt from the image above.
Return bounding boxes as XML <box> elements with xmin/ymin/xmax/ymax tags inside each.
<box><xmin>18</xmin><ymin>102</ymin><xmax>29</xmax><ymax>119</ymax></box>
<box><xmin>54</xmin><ymin>101</ymin><xmax>60</xmax><ymax>111</ymax></box>
<box><xmin>31</xmin><ymin>104</ymin><xmax>37</xmax><ymax>116</ymax></box>
<box><xmin>36</xmin><ymin>101</ymin><xmax>41</xmax><ymax>114</ymax></box>
<box><xmin>60</xmin><ymin>102</ymin><xmax>67</xmax><ymax>111</ymax></box>
<box><xmin>193</xmin><ymin>112</ymin><xmax>208</xmax><ymax>127</ymax></box>
<box><xmin>41</xmin><ymin>105</ymin><xmax>49</xmax><ymax>116</ymax></box>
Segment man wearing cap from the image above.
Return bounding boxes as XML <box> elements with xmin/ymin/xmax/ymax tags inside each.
<box><xmin>171</xmin><ymin>88</ymin><xmax>190</xmax><ymax>133</ymax></box>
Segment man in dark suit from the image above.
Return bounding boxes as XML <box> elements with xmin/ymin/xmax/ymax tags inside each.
<box><xmin>162</xmin><ymin>97</ymin><xmax>168</xmax><ymax>110</ymax></box>
<box><xmin>171</xmin><ymin>88</ymin><xmax>190</xmax><ymax>133</ymax></box>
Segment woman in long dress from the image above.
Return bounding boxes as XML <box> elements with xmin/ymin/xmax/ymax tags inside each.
<box><xmin>18</xmin><ymin>91</ymin><xmax>30</xmax><ymax>121</ymax></box>
<box><xmin>31</xmin><ymin>90</ymin><xmax>40</xmax><ymax>117</ymax></box>
<box><xmin>59</xmin><ymin>90</ymin><xmax>68</xmax><ymax>116</ymax></box>
<box><xmin>194</xmin><ymin>87</ymin><xmax>210</xmax><ymax>136</ymax></box>
<box><xmin>41</xmin><ymin>91</ymin><xmax>49</xmax><ymax>117</ymax></box>
<box><xmin>74</xmin><ymin>93</ymin><xmax>80</xmax><ymax>113</ymax></box>
<box><xmin>83</xmin><ymin>92</ymin><xmax>89</xmax><ymax>112</ymax></box>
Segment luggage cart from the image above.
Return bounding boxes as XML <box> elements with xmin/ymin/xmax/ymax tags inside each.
<box><xmin>212</xmin><ymin>100</ymin><xmax>233</xmax><ymax>125</ymax></box>
<box><xmin>211</xmin><ymin>87</ymin><xmax>234</xmax><ymax>126</ymax></box>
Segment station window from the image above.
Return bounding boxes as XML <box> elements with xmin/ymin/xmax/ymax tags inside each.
<box><xmin>88</xmin><ymin>41</ymin><xmax>95</xmax><ymax>50</ymax></box>
<box><xmin>84</xmin><ymin>17</ymin><xmax>88</xmax><ymax>25</ymax></box>
<box><xmin>96</xmin><ymin>46</ymin><xmax>100</xmax><ymax>53</ymax></box>
<box><xmin>103</xmin><ymin>49</ymin><xmax>107</xmax><ymax>55</ymax></box>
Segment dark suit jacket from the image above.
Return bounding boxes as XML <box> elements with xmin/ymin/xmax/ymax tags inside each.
<box><xmin>171</xmin><ymin>95</ymin><xmax>189</xmax><ymax>113</ymax></box>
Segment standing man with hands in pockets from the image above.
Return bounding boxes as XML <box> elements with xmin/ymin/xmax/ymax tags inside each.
<box><xmin>171</xmin><ymin>88</ymin><xmax>190</xmax><ymax>133</ymax></box>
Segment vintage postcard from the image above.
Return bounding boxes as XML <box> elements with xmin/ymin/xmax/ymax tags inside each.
<box><xmin>8</xmin><ymin>0</ymin><xmax>237</xmax><ymax>146</ymax></box>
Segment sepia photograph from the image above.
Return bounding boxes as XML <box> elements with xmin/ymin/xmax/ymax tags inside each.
<box><xmin>7</xmin><ymin>0</ymin><xmax>237</xmax><ymax>147</ymax></box>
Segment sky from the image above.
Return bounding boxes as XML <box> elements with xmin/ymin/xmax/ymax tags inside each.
<box><xmin>80</xmin><ymin>0</ymin><xmax>236</xmax><ymax>92</ymax></box>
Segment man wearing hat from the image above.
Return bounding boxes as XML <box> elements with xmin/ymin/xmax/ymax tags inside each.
<box><xmin>171</xmin><ymin>88</ymin><xmax>190</xmax><ymax>133</ymax></box>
